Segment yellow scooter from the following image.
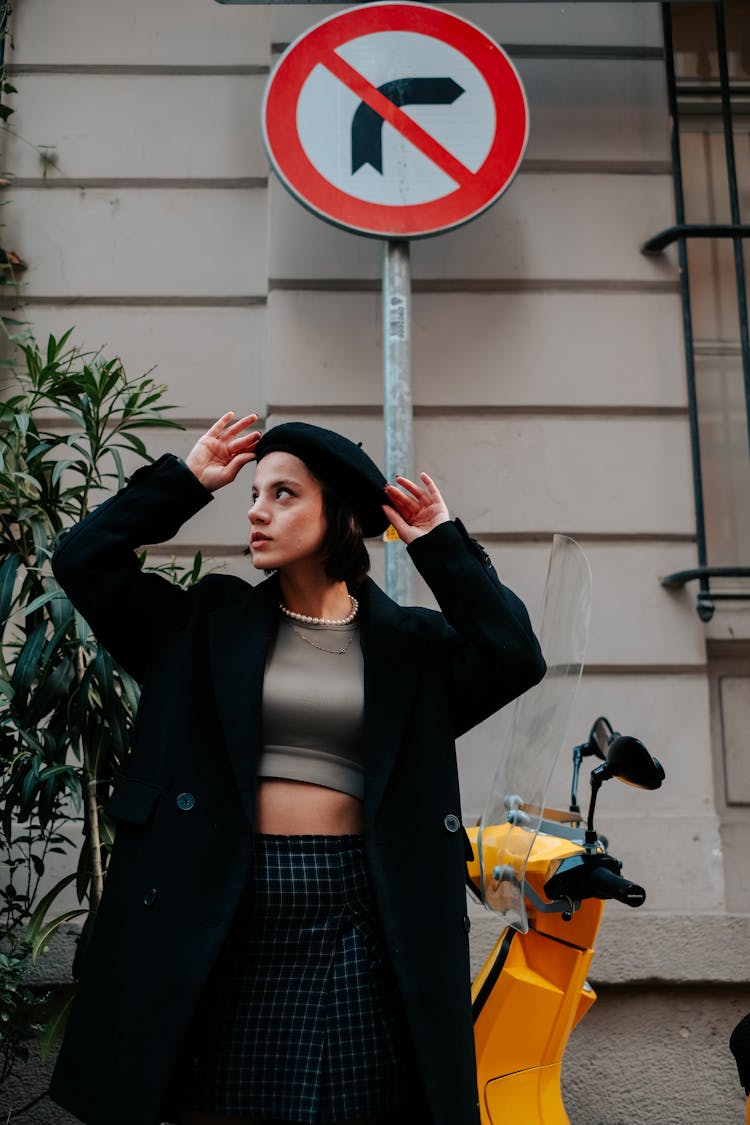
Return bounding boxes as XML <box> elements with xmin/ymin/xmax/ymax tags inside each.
<box><xmin>465</xmin><ymin>537</ymin><xmax>665</xmax><ymax>1125</ymax></box>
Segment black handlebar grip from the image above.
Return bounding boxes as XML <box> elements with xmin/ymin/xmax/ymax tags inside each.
<box><xmin>588</xmin><ymin>866</ymin><xmax>646</xmax><ymax>908</ymax></box>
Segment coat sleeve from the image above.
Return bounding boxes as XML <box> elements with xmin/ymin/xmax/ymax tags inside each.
<box><xmin>406</xmin><ymin>519</ymin><xmax>546</xmax><ymax>736</ymax></box>
<box><xmin>51</xmin><ymin>454</ymin><xmax>214</xmax><ymax>682</ymax></box>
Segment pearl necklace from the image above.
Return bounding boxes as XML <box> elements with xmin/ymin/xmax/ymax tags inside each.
<box><xmin>279</xmin><ymin>595</ymin><xmax>359</xmax><ymax>627</ymax></box>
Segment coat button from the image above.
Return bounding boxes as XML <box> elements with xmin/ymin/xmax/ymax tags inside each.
<box><xmin>143</xmin><ymin>888</ymin><xmax>157</xmax><ymax>908</ymax></box>
<box><xmin>176</xmin><ymin>792</ymin><xmax>195</xmax><ymax>811</ymax></box>
<box><xmin>444</xmin><ymin>813</ymin><xmax>461</xmax><ymax>833</ymax></box>
<box><xmin>463</xmin><ymin>915</ymin><xmax>471</xmax><ymax>933</ymax></box>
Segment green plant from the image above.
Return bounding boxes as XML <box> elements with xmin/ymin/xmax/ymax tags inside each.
<box><xmin>0</xmin><ymin>330</ymin><xmax>203</xmax><ymax>1075</ymax></box>
<box><xmin>0</xmin><ymin>932</ymin><xmax>47</xmax><ymax>1085</ymax></box>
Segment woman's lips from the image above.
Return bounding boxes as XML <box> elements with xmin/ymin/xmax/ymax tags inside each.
<box><xmin>251</xmin><ymin>534</ymin><xmax>271</xmax><ymax>546</ymax></box>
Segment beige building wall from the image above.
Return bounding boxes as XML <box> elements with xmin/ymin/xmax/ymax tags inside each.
<box><xmin>1</xmin><ymin>1</ymin><xmax>748</xmax><ymax>1122</ymax></box>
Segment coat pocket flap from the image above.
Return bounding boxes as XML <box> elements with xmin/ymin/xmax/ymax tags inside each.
<box><xmin>105</xmin><ymin>778</ymin><xmax>161</xmax><ymax>825</ymax></box>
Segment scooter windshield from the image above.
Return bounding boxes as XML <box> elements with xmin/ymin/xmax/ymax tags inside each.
<box><xmin>478</xmin><ymin>534</ymin><xmax>591</xmax><ymax>933</ymax></box>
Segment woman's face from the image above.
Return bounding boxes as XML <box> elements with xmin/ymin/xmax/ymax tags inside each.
<box><xmin>248</xmin><ymin>451</ymin><xmax>328</xmax><ymax>573</ymax></box>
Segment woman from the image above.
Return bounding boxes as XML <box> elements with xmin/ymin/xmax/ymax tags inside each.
<box><xmin>49</xmin><ymin>413</ymin><xmax>545</xmax><ymax>1125</ymax></box>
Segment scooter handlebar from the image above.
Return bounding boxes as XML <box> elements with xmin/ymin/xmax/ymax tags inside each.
<box><xmin>588</xmin><ymin>865</ymin><xmax>646</xmax><ymax>907</ymax></box>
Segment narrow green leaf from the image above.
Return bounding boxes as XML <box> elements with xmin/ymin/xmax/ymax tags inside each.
<box><xmin>25</xmin><ymin>658</ymin><xmax>75</xmax><ymax>726</ymax></box>
<box><xmin>48</xmin><ymin>585</ymin><xmax>72</xmax><ymax>635</ymax></box>
<box><xmin>116</xmin><ymin>665</ymin><xmax>141</xmax><ymax>713</ymax></box>
<box><xmin>109</xmin><ymin>446</ymin><xmax>125</xmax><ymax>489</ymax></box>
<box><xmin>118</xmin><ymin>431</ymin><xmax>147</xmax><ymax>458</ymax></box>
<box><xmin>42</xmin><ymin>615</ymin><xmax>73</xmax><ymax>667</ymax></box>
<box><xmin>11</xmin><ymin>623</ymin><xmax>46</xmax><ymax>702</ymax></box>
<box><xmin>32</xmin><ymin>909</ymin><xmax>87</xmax><ymax>961</ymax></box>
<box><xmin>12</xmin><ymin>470</ymin><xmax>42</xmax><ymax>490</ymax></box>
<box><xmin>51</xmin><ymin>458</ymin><xmax>77</xmax><ymax>487</ymax></box>
<box><xmin>39</xmin><ymin>986</ymin><xmax>76</xmax><ymax>1060</ymax></box>
<box><xmin>0</xmin><ymin>553</ymin><xmax>20</xmax><ymax>625</ymax></box>
<box><xmin>19</xmin><ymin>588</ymin><xmax>64</xmax><ymax>618</ymax></box>
<box><xmin>94</xmin><ymin>646</ymin><xmax>115</xmax><ymax>705</ymax></box>
<box><xmin>20</xmin><ymin>761</ymin><xmax>41</xmax><ymax>815</ymax></box>
<box><xmin>29</xmin><ymin>516</ymin><xmax>50</xmax><ymax>565</ymax></box>
<box><xmin>74</xmin><ymin>610</ymin><xmax>90</xmax><ymax>644</ymax></box>
<box><xmin>26</xmin><ymin>871</ymin><xmax>78</xmax><ymax>943</ymax></box>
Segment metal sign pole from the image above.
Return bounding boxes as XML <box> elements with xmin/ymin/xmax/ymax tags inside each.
<box><xmin>382</xmin><ymin>238</ymin><xmax>414</xmax><ymax>605</ymax></box>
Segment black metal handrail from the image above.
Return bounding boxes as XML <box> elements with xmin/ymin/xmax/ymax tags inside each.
<box><xmin>646</xmin><ymin>2</ymin><xmax>750</xmax><ymax>621</ymax></box>
<box><xmin>661</xmin><ymin>568</ymin><xmax>750</xmax><ymax>622</ymax></box>
<box><xmin>642</xmin><ymin>224</ymin><xmax>750</xmax><ymax>254</ymax></box>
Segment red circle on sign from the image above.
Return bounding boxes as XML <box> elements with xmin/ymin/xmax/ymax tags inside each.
<box><xmin>262</xmin><ymin>2</ymin><xmax>528</xmax><ymax>239</ymax></box>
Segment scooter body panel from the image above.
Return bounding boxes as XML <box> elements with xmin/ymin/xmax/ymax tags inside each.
<box><xmin>469</xmin><ymin>823</ymin><xmax>606</xmax><ymax>1122</ymax></box>
<box><xmin>484</xmin><ymin>1065</ymin><xmax>570</xmax><ymax>1125</ymax></box>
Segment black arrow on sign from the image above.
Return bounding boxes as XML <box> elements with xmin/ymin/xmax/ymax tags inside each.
<box><xmin>351</xmin><ymin>77</ymin><xmax>465</xmax><ymax>175</ymax></box>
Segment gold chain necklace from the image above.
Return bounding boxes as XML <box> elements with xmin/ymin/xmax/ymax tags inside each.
<box><xmin>290</xmin><ymin>625</ymin><xmax>355</xmax><ymax>656</ymax></box>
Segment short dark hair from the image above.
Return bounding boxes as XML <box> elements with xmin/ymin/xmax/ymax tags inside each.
<box><xmin>319</xmin><ymin>481</ymin><xmax>371</xmax><ymax>586</ymax></box>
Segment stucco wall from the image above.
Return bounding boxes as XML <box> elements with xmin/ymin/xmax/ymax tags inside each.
<box><xmin>1</xmin><ymin>0</ymin><xmax>748</xmax><ymax>1121</ymax></box>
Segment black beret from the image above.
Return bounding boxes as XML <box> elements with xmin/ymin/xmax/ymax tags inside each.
<box><xmin>254</xmin><ymin>422</ymin><xmax>389</xmax><ymax>538</ymax></box>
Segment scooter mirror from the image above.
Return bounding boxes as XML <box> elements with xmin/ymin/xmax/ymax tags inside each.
<box><xmin>588</xmin><ymin>716</ymin><xmax>611</xmax><ymax>761</ymax></box>
<box><xmin>607</xmin><ymin>735</ymin><xmax>665</xmax><ymax>790</ymax></box>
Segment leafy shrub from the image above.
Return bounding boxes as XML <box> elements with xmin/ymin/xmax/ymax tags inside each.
<box><xmin>0</xmin><ymin>330</ymin><xmax>203</xmax><ymax>1076</ymax></box>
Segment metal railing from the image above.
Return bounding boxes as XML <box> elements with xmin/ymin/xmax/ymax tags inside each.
<box><xmin>647</xmin><ymin>2</ymin><xmax>750</xmax><ymax>621</ymax></box>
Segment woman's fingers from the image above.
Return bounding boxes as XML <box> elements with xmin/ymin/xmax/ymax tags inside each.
<box><xmin>384</xmin><ymin>483</ymin><xmax>419</xmax><ymax>519</ymax></box>
<box><xmin>206</xmin><ymin>410</ymin><xmax>236</xmax><ymax>437</ymax></box>
<box><xmin>223</xmin><ymin>450</ymin><xmax>259</xmax><ymax>483</ymax></box>
<box><xmin>396</xmin><ymin>472</ymin><xmax>444</xmax><ymax>504</ymax></box>
<box><xmin>224</xmin><ymin>412</ymin><xmax>261</xmax><ymax>438</ymax></box>
<box><xmin>381</xmin><ymin>504</ymin><xmax>417</xmax><ymax>545</ymax></box>
<box><xmin>227</xmin><ymin>429</ymin><xmax>262</xmax><ymax>455</ymax></box>
<box><xmin>207</xmin><ymin>411</ymin><xmax>261</xmax><ymax>440</ymax></box>
<box><xmin>393</xmin><ymin>474</ymin><xmax>424</xmax><ymax>501</ymax></box>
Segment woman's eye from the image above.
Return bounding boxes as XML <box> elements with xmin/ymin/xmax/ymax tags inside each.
<box><xmin>276</xmin><ymin>486</ymin><xmax>293</xmax><ymax>498</ymax></box>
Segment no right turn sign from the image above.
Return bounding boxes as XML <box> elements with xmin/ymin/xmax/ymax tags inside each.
<box><xmin>262</xmin><ymin>2</ymin><xmax>529</xmax><ymax>238</ymax></box>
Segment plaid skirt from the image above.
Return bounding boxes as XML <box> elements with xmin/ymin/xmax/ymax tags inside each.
<box><xmin>176</xmin><ymin>834</ymin><xmax>415</xmax><ymax>1124</ymax></box>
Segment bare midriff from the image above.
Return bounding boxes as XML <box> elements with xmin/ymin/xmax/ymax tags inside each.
<box><xmin>255</xmin><ymin>778</ymin><xmax>364</xmax><ymax>835</ymax></box>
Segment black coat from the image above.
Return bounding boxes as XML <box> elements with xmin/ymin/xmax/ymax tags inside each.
<box><xmin>48</xmin><ymin>454</ymin><xmax>545</xmax><ymax>1125</ymax></box>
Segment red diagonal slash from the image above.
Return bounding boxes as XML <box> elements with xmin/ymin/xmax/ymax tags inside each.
<box><xmin>322</xmin><ymin>50</ymin><xmax>475</xmax><ymax>189</ymax></box>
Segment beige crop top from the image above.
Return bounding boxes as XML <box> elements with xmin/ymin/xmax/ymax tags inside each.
<box><xmin>258</xmin><ymin>617</ymin><xmax>365</xmax><ymax>800</ymax></box>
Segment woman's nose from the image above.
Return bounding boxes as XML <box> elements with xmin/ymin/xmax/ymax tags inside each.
<box><xmin>249</xmin><ymin>502</ymin><xmax>267</xmax><ymax>524</ymax></box>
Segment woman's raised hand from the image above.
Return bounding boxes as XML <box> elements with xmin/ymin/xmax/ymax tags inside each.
<box><xmin>186</xmin><ymin>412</ymin><xmax>262</xmax><ymax>492</ymax></box>
<box><xmin>383</xmin><ymin>473</ymin><xmax>450</xmax><ymax>545</ymax></box>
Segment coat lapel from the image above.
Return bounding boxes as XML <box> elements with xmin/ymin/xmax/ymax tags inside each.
<box><xmin>207</xmin><ymin>574</ymin><xmax>279</xmax><ymax>823</ymax></box>
<box><xmin>358</xmin><ymin>578</ymin><xmax>426</xmax><ymax>825</ymax></box>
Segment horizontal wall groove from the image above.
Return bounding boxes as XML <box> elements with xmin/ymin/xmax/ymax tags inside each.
<box><xmin>469</xmin><ymin>532</ymin><xmax>697</xmax><ymax>545</ymax></box>
<box><xmin>694</xmin><ymin>340</ymin><xmax>747</xmax><ymax>356</ymax></box>
<box><xmin>34</xmin><ymin>417</ymin><xmax>267</xmax><ymax>434</ymax></box>
<box><xmin>5</xmin><ymin>177</ymin><xmax>268</xmax><ymax>190</ymax></box>
<box><xmin>268</xmin><ymin>279</ymin><xmax>681</xmax><ymax>295</ymax></box>
<box><xmin>147</xmin><ymin>545</ymin><xmax>250</xmax><ymax>558</ymax></box>
<box><xmin>271</xmin><ymin>43</ymin><xmax>664</xmax><ymax>61</ymax></box>
<box><xmin>0</xmin><ymin>296</ymin><xmax>267</xmax><ymax>308</ymax></box>
<box><xmin>6</xmin><ymin>64</ymin><xmax>270</xmax><ymax>76</ymax></box>
<box><xmin>143</xmin><ymin>534</ymin><xmax>698</xmax><ymax>552</ymax></box>
<box><xmin>268</xmin><ymin>403</ymin><xmax>690</xmax><ymax>419</ymax></box>
<box><xmin>583</xmin><ymin>664</ymin><xmax>707</xmax><ymax>676</ymax></box>
<box><xmin>506</xmin><ymin>44</ymin><xmax>664</xmax><ymax>61</ymax></box>
<box><xmin>523</xmin><ymin>159</ymin><xmax>672</xmax><ymax>175</ymax></box>
<box><xmin>3</xmin><ymin>170</ymin><xmax>669</xmax><ymax>188</ymax></box>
